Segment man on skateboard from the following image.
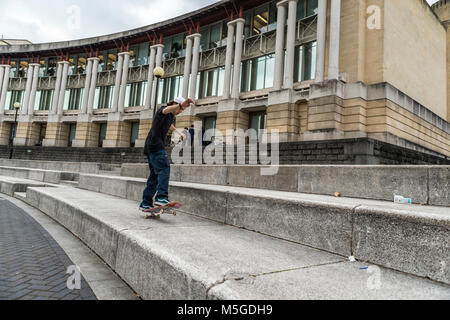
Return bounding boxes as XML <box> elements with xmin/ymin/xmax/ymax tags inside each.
<box><xmin>139</xmin><ymin>97</ymin><xmax>194</xmax><ymax>216</ymax></box>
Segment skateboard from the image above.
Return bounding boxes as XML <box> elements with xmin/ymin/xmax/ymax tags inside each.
<box><xmin>143</xmin><ymin>202</ymin><xmax>182</xmax><ymax>219</ymax></box>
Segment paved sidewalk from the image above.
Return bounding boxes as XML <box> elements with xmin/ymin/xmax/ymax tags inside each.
<box><xmin>0</xmin><ymin>196</ymin><xmax>97</xmax><ymax>300</ymax></box>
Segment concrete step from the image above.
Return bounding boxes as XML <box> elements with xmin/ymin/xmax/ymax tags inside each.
<box><xmin>76</xmin><ymin>173</ymin><xmax>450</xmax><ymax>285</ymax></box>
<box><xmin>121</xmin><ymin>164</ymin><xmax>450</xmax><ymax>206</ymax></box>
<box><xmin>19</xmin><ymin>185</ymin><xmax>450</xmax><ymax>300</ymax></box>
<box><xmin>0</xmin><ymin>166</ymin><xmax>78</xmax><ymax>184</ymax></box>
<box><xmin>60</xmin><ymin>180</ymin><xmax>79</xmax><ymax>187</ymax></box>
<box><xmin>0</xmin><ymin>159</ymin><xmax>101</xmax><ymax>174</ymax></box>
<box><xmin>0</xmin><ymin>176</ymin><xmax>49</xmax><ymax>196</ymax></box>
<box><xmin>13</xmin><ymin>192</ymin><xmax>27</xmax><ymax>201</ymax></box>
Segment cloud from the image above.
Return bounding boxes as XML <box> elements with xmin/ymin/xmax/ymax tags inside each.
<box><xmin>0</xmin><ymin>0</ymin><xmax>442</xmax><ymax>44</ymax></box>
<box><xmin>0</xmin><ymin>0</ymin><xmax>217</xmax><ymax>43</ymax></box>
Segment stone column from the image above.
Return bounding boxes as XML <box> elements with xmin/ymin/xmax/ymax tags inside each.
<box><xmin>87</xmin><ymin>57</ymin><xmax>100</xmax><ymax>114</ymax></box>
<box><xmin>144</xmin><ymin>46</ymin><xmax>157</xmax><ymax>109</ymax></box>
<box><xmin>315</xmin><ymin>0</ymin><xmax>327</xmax><ymax>82</ymax></box>
<box><xmin>274</xmin><ymin>2</ymin><xmax>287</xmax><ymax>91</ymax></box>
<box><xmin>189</xmin><ymin>34</ymin><xmax>202</xmax><ymax>100</ymax></box>
<box><xmin>51</xmin><ymin>62</ymin><xmax>63</xmax><ymax>114</ymax></box>
<box><xmin>22</xmin><ymin>65</ymin><xmax>34</xmax><ymax>115</ymax></box>
<box><xmin>328</xmin><ymin>0</ymin><xmax>341</xmax><ymax>80</ymax></box>
<box><xmin>0</xmin><ymin>66</ymin><xmax>4</xmax><ymax>106</ymax></box>
<box><xmin>231</xmin><ymin>19</ymin><xmax>245</xmax><ymax>99</ymax></box>
<box><xmin>284</xmin><ymin>0</ymin><xmax>298</xmax><ymax>89</ymax></box>
<box><xmin>111</xmin><ymin>53</ymin><xmax>124</xmax><ymax>113</ymax></box>
<box><xmin>222</xmin><ymin>21</ymin><xmax>235</xmax><ymax>100</ymax></box>
<box><xmin>118</xmin><ymin>52</ymin><xmax>130</xmax><ymax>113</ymax></box>
<box><xmin>81</xmin><ymin>58</ymin><xmax>93</xmax><ymax>114</ymax></box>
<box><xmin>182</xmin><ymin>36</ymin><xmax>194</xmax><ymax>98</ymax></box>
<box><xmin>28</xmin><ymin>64</ymin><xmax>41</xmax><ymax>115</ymax></box>
<box><xmin>57</xmin><ymin>61</ymin><xmax>70</xmax><ymax>115</ymax></box>
<box><xmin>0</xmin><ymin>65</ymin><xmax>11</xmax><ymax>113</ymax></box>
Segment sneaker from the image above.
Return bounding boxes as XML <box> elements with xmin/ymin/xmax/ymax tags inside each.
<box><xmin>139</xmin><ymin>203</ymin><xmax>153</xmax><ymax>212</ymax></box>
<box><xmin>154</xmin><ymin>198</ymin><xmax>170</xmax><ymax>207</ymax></box>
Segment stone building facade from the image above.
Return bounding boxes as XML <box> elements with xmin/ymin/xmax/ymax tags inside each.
<box><xmin>0</xmin><ymin>0</ymin><xmax>449</xmax><ymax>159</ymax></box>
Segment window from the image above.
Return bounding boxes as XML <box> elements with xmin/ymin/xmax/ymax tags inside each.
<box><xmin>197</xmin><ymin>67</ymin><xmax>225</xmax><ymax>99</ymax></box>
<box><xmin>298</xmin><ymin>0</ymin><xmax>318</xmax><ymax>20</ymax></box>
<box><xmin>46</xmin><ymin>59</ymin><xmax>58</xmax><ymax>77</ymax></box>
<box><xmin>104</xmin><ymin>52</ymin><xmax>118</xmax><ymax>71</ymax></box>
<box><xmin>10</xmin><ymin>123</ymin><xmax>17</xmax><ymax>140</ymax></box>
<box><xmin>68</xmin><ymin>123</ymin><xmax>77</xmax><ymax>147</ymax></box>
<box><xmin>242</xmin><ymin>2</ymin><xmax>277</xmax><ymax>37</ymax></box>
<box><xmin>76</xmin><ymin>56</ymin><xmax>87</xmax><ymax>74</ymax></box>
<box><xmin>241</xmin><ymin>54</ymin><xmax>275</xmax><ymax>92</ymax></box>
<box><xmin>64</xmin><ymin>88</ymin><xmax>84</xmax><ymax>110</ymax></box>
<box><xmin>253</xmin><ymin>5</ymin><xmax>269</xmax><ymax>35</ymax></box>
<box><xmin>138</xmin><ymin>43</ymin><xmax>149</xmax><ymax>66</ymax></box>
<box><xmin>18</xmin><ymin>61</ymin><xmax>29</xmax><ymax>78</ymax></box>
<box><xmin>157</xmin><ymin>76</ymin><xmax>183</xmax><ymax>104</ymax></box>
<box><xmin>98</xmin><ymin>123</ymin><xmax>107</xmax><ymax>147</ymax></box>
<box><xmin>35</xmin><ymin>90</ymin><xmax>53</xmax><ymax>110</ymax></box>
<box><xmin>294</xmin><ymin>41</ymin><xmax>316</xmax><ymax>82</ymax></box>
<box><xmin>125</xmin><ymin>82</ymin><xmax>147</xmax><ymax>107</ymax></box>
<box><xmin>249</xmin><ymin>111</ymin><xmax>267</xmax><ymax>141</ymax></box>
<box><xmin>94</xmin><ymin>86</ymin><xmax>114</xmax><ymax>109</ymax></box>
<box><xmin>209</xmin><ymin>23</ymin><xmax>222</xmax><ymax>49</ymax></box>
<box><xmin>10</xmin><ymin>61</ymin><xmax>18</xmax><ymax>78</ymax></box>
<box><xmin>203</xmin><ymin>116</ymin><xmax>217</xmax><ymax>143</ymax></box>
<box><xmin>130</xmin><ymin>122</ymin><xmax>140</xmax><ymax>147</ymax></box>
<box><xmin>7</xmin><ymin>90</ymin><xmax>23</xmax><ymax>110</ymax></box>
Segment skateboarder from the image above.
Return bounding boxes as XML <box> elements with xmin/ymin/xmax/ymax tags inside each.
<box><xmin>140</xmin><ymin>97</ymin><xmax>194</xmax><ymax>212</ymax></box>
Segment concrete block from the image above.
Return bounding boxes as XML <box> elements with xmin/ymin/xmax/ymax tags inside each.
<box><xmin>227</xmin><ymin>166</ymin><xmax>298</xmax><ymax>192</ymax></box>
<box><xmin>79</xmin><ymin>214</ymin><xmax>119</xmax><ymax>268</ymax></box>
<box><xmin>170</xmin><ymin>184</ymin><xmax>228</xmax><ymax>223</ymax></box>
<box><xmin>38</xmin><ymin>193</ymin><xmax>59</xmax><ymax>219</ymax></box>
<box><xmin>353</xmin><ymin>206</ymin><xmax>450</xmax><ymax>285</ymax></box>
<box><xmin>100</xmin><ymin>176</ymin><xmax>127</xmax><ymax>198</ymax></box>
<box><xmin>78</xmin><ymin>175</ymin><xmax>103</xmax><ymax>192</ymax></box>
<box><xmin>43</xmin><ymin>171</ymin><xmax>62</xmax><ymax>184</ymax></box>
<box><xmin>80</xmin><ymin>163</ymin><xmax>100</xmax><ymax>174</ymax></box>
<box><xmin>429</xmin><ymin>167</ymin><xmax>449</xmax><ymax>206</ymax></box>
<box><xmin>180</xmin><ymin>166</ymin><xmax>228</xmax><ymax>186</ymax></box>
<box><xmin>121</xmin><ymin>164</ymin><xmax>149</xmax><ymax>178</ymax></box>
<box><xmin>298</xmin><ymin>166</ymin><xmax>428</xmax><ymax>203</ymax></box>
<box><xmin>28</xmin><ymin>170</ymin><xmax>45</xmax><ymax>182</ymax></box>
<box><xmin>226</xmin><ymin>194</ymin><xmax>353</xmax><ymax>256</ymax></box>
<box><xmin>25</xmin><ymin>188</ymin><xmax>41</xmax><ymax>208</ymax></box>
<box><xmin>126</xmin><ymin>180</ymin><xmax>147</xmax><ymax>202</ymax></box>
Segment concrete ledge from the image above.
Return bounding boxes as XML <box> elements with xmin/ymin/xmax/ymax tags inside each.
<box><xmin>0</xmin><ymin>159</ymin><xmax>100</xmax><ymax>174</ymax></box>
<box><xmin>0</xmin><ymin>176</ymin><xmax>48</xmax><ymax>196</ymax></box>
<box><xmin>17</xmin><ymin>186</ymin><xmax>450</xmax><ymax>299</ymax></box>
<box><xmin>75</xmin><ymin>173</ymin><xmax>450</xmax><ymax>284</ymax></box>
<box><xmin>120</xmin><ymin>164</ymin><xmax>450</xmax><ymax>206</ymax></box>
<box><xmin>0</xmin><ymin>166</ymin><xmax>77</xmax><ymax>184</ymax></box>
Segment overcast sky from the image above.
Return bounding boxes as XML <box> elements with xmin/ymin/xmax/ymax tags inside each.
<box><xmin>0</xmin><ymin>0</ymin><xmax>441</xmax><ymax>44</ymax></box>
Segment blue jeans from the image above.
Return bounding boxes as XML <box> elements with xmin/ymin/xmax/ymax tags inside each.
<box><xmin>141</xmin><ymin>149</ymin><xmax>170</xmax><ymax>206</ymax></box>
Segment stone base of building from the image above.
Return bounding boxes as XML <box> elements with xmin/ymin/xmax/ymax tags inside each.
<box><xmin>134</xmin><ymin>109</ymin><xmax>154</xmax><ymax>148</ymax></box>
<box><xmin>0</xmin><ymin>120</ymin><xmax>12</xmax><ymax>146</ymax></box>
<box><xmin>72</xmin><ymin>120</ymin><xmax>101</xmax><ymax>148</ymax></box>
<box><xmin>103</xmin><ymin>113</ymin><xmax>132</xmax><ymax>148</ymax></box>
<box><xmin>14</xmin><ymin>117</ymin><xmax>42</xmax><ymax>147</ymax></box>
<box><xmin>42</xmin><ymin>118</ymin><xmax>70</xmax><ymax>147</ymax></box>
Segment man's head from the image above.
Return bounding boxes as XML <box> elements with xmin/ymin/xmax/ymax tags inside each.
<box><xmin>168</xmin><ymin>97</ymin><xmax>195</xmax><ymax>115</ymax></box>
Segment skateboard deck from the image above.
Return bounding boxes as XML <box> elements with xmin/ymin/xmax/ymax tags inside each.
<box><xmin>143</xmin><ymin>202</ymin><xmax>182</xmax><ymax>219</ymax></box>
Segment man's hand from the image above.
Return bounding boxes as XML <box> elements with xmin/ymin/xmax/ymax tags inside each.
<box><xmin>181</xmin><ymin>98</ymin><xmax>194</xmax><ymax>109</ymax></box>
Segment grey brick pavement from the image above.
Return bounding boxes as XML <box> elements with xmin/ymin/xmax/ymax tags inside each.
<box><xmin>0</xmin><ymin>197</ymin><xmax>97</xmax><ymax>300</ymax></box>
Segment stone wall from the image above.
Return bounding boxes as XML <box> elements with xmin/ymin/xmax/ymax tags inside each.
<box><xmin>1</xmin><ymin>138</ymin><xmax>448</xmax><ymax>165</ymax></box>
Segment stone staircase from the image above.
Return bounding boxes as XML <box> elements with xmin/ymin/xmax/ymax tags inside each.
<box><xmin>0</xmin><ymin>160</ymin><xmax>449</xmax><ymax>300</ymax></box>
